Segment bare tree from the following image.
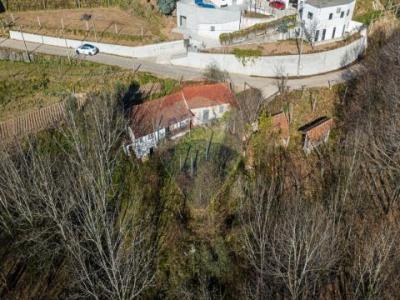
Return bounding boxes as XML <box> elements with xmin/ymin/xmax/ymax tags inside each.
<box><xmin>0</xmin><ymin>94</ymin><xmax>159</xmax><ymax>299</ymax></box>
<box><xmin>351</xmin><ymin>224</ymin><xmax>398</xmax><ymax>299</ymax></box>
<box><xmin>202</xmin><ymin>63</ymin><xmax>230</xmax><ymax>83</ymax></box>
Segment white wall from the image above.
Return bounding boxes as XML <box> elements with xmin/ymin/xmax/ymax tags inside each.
<box><xmin>172</xmin><ymin>30</ymin><xmax>367</xmax><ymax>77</ymax></box>
<box><xmin>197</xmin><ymin>20</ymin><xmax>241</xmax><ymax>39</ymax></box>
<box><xmin>210</xmin><ymin>0</ymin><xmax>245</xmax><ymax>7</ymax></box>
<box><xmin>176</xmin><ymin>1</ymin><xmax>242</xmax><ymax>40</ymax></box>
<box><xmin>9</xmin><ymin>31</ymin><xmax>187</xmax><ymax>58</ymax></box>
<box><xmin>191</xmin><ymin>103</ymin><xmax>230</xmax><ymax>126</ymax></box>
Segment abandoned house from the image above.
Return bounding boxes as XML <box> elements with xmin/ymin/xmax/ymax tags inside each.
<box><xmin>298</xmin><ymin>116</ymin><xmax>333</xmax><ymax>153</ymax></box>
<box><xmin>271</xmin><ymin>111</ymin><xmax>290</xmax><ymax>147</ymax></box>
<box><xmin>125</xmin><ymin>83</ymin><xmax>236</xmax><ymax>158</ymax></box>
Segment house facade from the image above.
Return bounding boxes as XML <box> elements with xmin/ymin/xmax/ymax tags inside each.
<box><xmin>299</xmin><ymin>0</ymin><xmax>356</xmax><ymax>43</ymax></box>
<box><xmin>125</xmin><ymin>83</ymin><xmax>236</xmax><ymax>158</ymax></box>
<box><xmin>176</xmin><ymin>0</ymin><xmax>243</xmax><ymax>41</ymax></box>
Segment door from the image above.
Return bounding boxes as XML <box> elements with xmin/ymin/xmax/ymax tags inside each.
<box><xmin>203</xmin><ymin>110</ymin><xmax>209</xmax><ymax>122</ymax></box>
<box><xmin>332</xmin><ymin>27</ymin><xmax>336</xmax><ymax>39</ymax></box>
<box><xmin>322</xmin><ymin>29</ymin><xmax>326</xmax><ymax>41</ymax></box>
<box><xmin>180</xmin><ymin>16</ymin><xmax>187</xmax><ymax>27</ymax></box>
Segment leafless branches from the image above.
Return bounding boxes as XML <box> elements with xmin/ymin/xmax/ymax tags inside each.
<box><xmin>0</xmin><ymin>94</ymin><xmax>157</xmax><ymax>299</ymax></box>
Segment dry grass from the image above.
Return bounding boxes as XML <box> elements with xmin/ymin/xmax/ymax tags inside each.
<box><xmin>204</xmin><ymin>33</ymin><xmax>362</xmax><ymax>56</ymax></box>
<box><xmin>2</xmin><ymin>7</ymin><xmax>181</xmax><ymax>46</ymax></box>
<box><xmin>0</xmin><ymin>56</ymin><xmax>177</xmax><ymax>121</ymax></box>
<box><xmin>266</xmin><ymin>86</ymin><xmax>341</xmax><ymax>147</ymax></box>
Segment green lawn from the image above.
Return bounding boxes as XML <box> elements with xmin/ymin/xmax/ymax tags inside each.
<box><xmin>0</xmin><ymin>54</ymin><xmax>177</xmax><ymax>121</ymax></box>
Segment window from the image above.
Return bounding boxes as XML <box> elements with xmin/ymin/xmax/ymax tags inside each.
<box><xmin>329</xmin><ymin>13</ymin><xmax>333</xmax><ymax>20</ymax></box>
<box><xmin>210</xmin><ymin>26</ymin><xmax>215</xmax><ymax>31</ymax></box>
<box><xmin>203</xmin><ymin>110</ymin><xmax>209</xmax><ymax>122</ymax></box>
<box><xmin>336</xmin><ymin>7</ymin><xmax>341</xmax><ymax>13</ymax></box>
<box><xmin>342</xmin><ymin>24</ymin><xmax>346</xmax><ymax>36</ymax></box>
<box><xmin>314</xmin><ymin>30</ymin><xmax>319</xmax><ymax>42</ymax></box>
<box><xmin>299</xmin><ymin>8</ymin><xmax>303</xmax><ymax>18</ymax></box>
<box><xmin>346</xmin><ymin>9</ymin><xmax>350</xmax><ymax>16</ymax></box>
<box><xmin>332</xmin><ymin>27</ymin><xmax>336</xmax><ymax>38</ymax></box>
<box><xmin>307</xmin><ymin>12</ymin><xmax>313</xmax><ymax>20</ymax></box>
<box><xmin>340</xmin><ymin>11</ymin><xmax>344</xmax><ymax>18</ymax></box>
<box><xmin>322</xmin><ymin>28</ymin><xmax>326</xmax><ymax>40</ymax></box>
<box><xmin>219</xmin><ymin>105</ymin><xmax>224</xmax><ymax>113</ymax></box>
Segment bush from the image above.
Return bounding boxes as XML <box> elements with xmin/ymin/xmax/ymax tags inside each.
<box><xmin>219</xmin><ymin>14</ymin><xmax>296</xmax><ymax>44</ymax></box>
<box><xmin>203</xmin><ymin>64</ymin><xmax>230</xmax><ymax>82</ymax></box>
<box><xmin>232</xmin><ymin>48</ymin><xmax>262</xmax><ymax>66</ymax></box>
<box><xmin>157</xmin><ymin>0</ymin><xmax>177</xmax><ymax>15</ymax></box>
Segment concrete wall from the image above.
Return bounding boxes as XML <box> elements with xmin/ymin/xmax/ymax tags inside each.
<box><xmin>240</xmin><ymin>17</ymin><xmax>272</xmax><ymax>29</ymax></box>
<box><xmin>9</xmin><ymin>31</ymin><xmax>186</xmax><ymax>58</ymax></box>
<box><xmin>171</xmin><ymin>29</ymin><xmax>367</xmax><ymax>77</ymax></box>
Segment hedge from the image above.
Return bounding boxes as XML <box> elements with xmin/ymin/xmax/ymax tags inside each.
<box><xmin>219</xmin><ymin>14</ymin><xmax>297</xmax><ymax>44</ymax></box>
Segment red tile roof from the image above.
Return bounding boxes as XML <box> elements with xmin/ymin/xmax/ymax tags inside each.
<box><xmin>299</xmin><ymin>117</ymin><xmax>334</xmax><ymax>142</ymax></box>
<box><xmin>182</xmin><ymin>83</ymin><xmax>236</xmax><ymax>109</ymax></box>
<box><xmin>130</xmin><ymin>83</ymin><xmax>235</xmax><ymax>138</ymax></box>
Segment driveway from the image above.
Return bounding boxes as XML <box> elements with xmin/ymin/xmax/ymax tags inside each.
<box><xmin>0</xmin><ymin>37</ymin><xmax>360</xmax><ymax>99</ymax></box>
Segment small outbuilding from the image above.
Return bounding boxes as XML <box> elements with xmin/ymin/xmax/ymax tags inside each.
<box><xmin>298</xmin><ymin>116</ymin><xmax>333</xmax><ymax>154</ymax></box>
<box><xmin>271</xmin><ymin>111</ymin><xmax>290</xmax><ymax>147</ymax></box>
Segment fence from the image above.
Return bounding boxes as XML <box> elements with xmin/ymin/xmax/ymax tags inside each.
<box><xmin>0</xmin><ymin>95</ymin><xmax>86</xmax><ymax>142</ymax></box>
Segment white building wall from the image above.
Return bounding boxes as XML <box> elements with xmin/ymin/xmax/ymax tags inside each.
<box><xmin>300</xmin><ymin>0</ymin><xmax>356</xmax><ymax>42</ymax></box>
<box><xmin>176</xmin><ymin>1</ymin><xmax>242</xmax><ymax>40</ymax></box>
<box><xmin>210</xmin><ymin>0</ymin><xmax>245</xmax><ymax>7</ymax></box>
<box><xmin>191</xmin><ymin>103</ymin><xmax>230</xmax><ymax>126</ymax></box>
<box><xmin>197</xmin><ymin>20</ymin><xmax>241</xmax><ymax>39</ymax></box>
<box><xmin>133</xmin><ymin>127</ymin><xmax>167</xmax><ymax>157</ymax></box>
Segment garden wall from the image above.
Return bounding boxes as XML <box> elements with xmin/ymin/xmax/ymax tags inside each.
<box><xmin>171</xmin><ymin>29</ymin><xmax>367</xmax><ymax>77</ymax></box>
<box><xmin>9</xmin><ymin>31</ymin><xmax>187</xmax><ymax>58</ymax></box>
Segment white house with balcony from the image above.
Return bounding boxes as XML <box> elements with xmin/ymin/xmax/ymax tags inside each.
<box><xmin>299</xmin><ymin>0</ymin><xmax>357</xmax><ymax>43</ymax></box>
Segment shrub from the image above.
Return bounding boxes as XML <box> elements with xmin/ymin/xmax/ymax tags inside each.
<box><xmin>232</xmin><ymin>48</ymin><xmax>262</xmax><ymax>66</ymax></box>
<box><xmin>157</xmin><ymin>0</ymin><xmax>177</xmax><ymax>15</ymax></box>
<box><xmin>219</xmin><ymin>14</ymin><xmax>296</xmax><ymax>44</ymax></box>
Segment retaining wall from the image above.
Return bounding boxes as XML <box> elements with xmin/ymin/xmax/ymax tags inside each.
<box><xmin>171</xmin><ymin>29</ymin><xmax>367</xmax><ymax>77</ymax></box>
<box><xmin>9</xmin><ymin>31</ymin><xmax>187</xmax><ymax>58</ymax></box>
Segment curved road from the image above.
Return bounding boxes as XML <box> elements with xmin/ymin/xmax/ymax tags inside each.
<box><xmin>0</xmin><ymin>38</ymin><xmax>361</xmax><ymax>98</ymax></box>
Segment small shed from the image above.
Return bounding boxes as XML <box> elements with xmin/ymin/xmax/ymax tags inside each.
<box><xmin>298</xmin><ymin>116</ymin><xmax>333</xmax><ymax>154</ymax></box>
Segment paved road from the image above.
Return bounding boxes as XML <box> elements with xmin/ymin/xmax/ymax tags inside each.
<box><xmin>0</xmin><ymin>38</ymin><xmax>360</xmax><ymax>98</ymax></box>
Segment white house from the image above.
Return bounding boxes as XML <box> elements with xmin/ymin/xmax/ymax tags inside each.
<box><xmin>299</xmin><ymin>0</ymin><xmax>356</xmax><ymax>43</ymax></box>
<box><xmin>176</xmin><ymin>0</ymin><xmax>243</xmax><ymax>42</ymax></box>
<box><xmin>125</xmin><ymin>83</ymin><xmax>236</xmax><ymax>158</ymax></box>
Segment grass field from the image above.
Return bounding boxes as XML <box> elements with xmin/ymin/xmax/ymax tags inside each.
<box><xmin>0</xmin><ymin>54</ymin><xmax>177</xmax><ymax>121</ymax></box>
<box><xmin>1</xmin><ymin>6</ymin><xmax>181</xmax><ymax>45</ymax></box>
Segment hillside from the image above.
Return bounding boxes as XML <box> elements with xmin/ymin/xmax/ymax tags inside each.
<box><xmin>0</xmin><ymin>3</ymin><xmax>400</xmax><ymax>300</ymax></box>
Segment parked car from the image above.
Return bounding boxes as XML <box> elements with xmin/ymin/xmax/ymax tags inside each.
<box><xmin>75</xmin><ymin>44</ymin><xmax>99</xmax><ymax>56</ymax></box>
<box><xmin>269</xmin><ymin>1</ymin><xmax>285</xmax><ymax>9</ymax></box>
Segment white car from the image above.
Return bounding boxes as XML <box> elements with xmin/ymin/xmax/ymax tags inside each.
<box><xmin>75</xmin><ymin>44</ymin><xmax>99</xmax><ymax>56</ymax></box>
